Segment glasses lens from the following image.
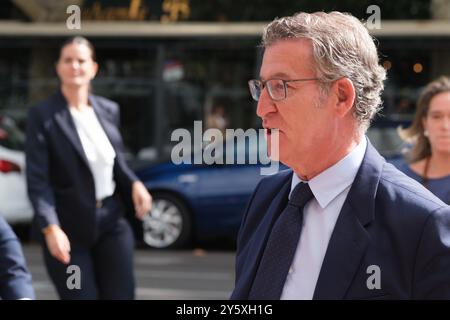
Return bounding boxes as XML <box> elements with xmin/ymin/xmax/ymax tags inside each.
<box><xmin>267</xmin><ymin>79</ymin><xmax>285</xmax><ymax>101</ymax></box>
<box><xmin>248</xmin><ymin>80</ymin><xmax>261</xmax><ymax>101</ymax></box>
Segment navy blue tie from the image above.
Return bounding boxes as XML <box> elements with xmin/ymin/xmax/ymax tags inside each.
<box><xmin>249</xmin><ymin>182</ymin><xmax>314</xmax><ymax>300</ymax></box>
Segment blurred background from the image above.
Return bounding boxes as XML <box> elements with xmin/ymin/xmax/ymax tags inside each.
<box><xmin>1</xmin><ymin>0</ymin><xmax>450</xmax><ymax>299</ymax></box>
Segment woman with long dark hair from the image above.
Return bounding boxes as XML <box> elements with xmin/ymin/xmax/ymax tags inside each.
<box><xmin>397</xmin><ymin>76</ymin><xmax>450</xmax><ymax>204</ymax></box>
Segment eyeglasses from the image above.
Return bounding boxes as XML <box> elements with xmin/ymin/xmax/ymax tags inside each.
<box><xmin>248</xmin><ymin>78</ymin><xmax>319</xmax><ymax>101</ymax></box>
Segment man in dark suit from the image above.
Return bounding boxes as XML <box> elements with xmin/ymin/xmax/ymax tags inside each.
<box><xmin>231</xmin><ymin>11</ymin><xmax>450</xmax><ymax>300</ymax></box>
<box><xmin>0</xmin><ymin>215</ymin><xmax>35</xmax><ymax>300</ymax></box>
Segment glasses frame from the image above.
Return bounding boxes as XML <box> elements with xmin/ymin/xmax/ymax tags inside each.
<box><xmin>248</xmin><ymin>77</ymin><xmax>320</xmax><ymax>101</ymax></box>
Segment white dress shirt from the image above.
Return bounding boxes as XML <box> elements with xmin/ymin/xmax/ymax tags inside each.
<box><xmin>69</xmin><ymin>106</ymin><xmax>116</xmax><ymax>201</ymax></box>
<box><xmin>281</xmin><ymin>137</ymin><xmax>367</xmax><ymax>300</ymax></box>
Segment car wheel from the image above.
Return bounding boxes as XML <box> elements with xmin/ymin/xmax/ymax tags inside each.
<box><xmin>142</xmin><ymin>192</ymin><xmax>192</xmax><ymax>249</ymax></box>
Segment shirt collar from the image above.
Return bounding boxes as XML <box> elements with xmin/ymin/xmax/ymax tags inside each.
<box><xmin>290</xmin><ymin>137</ymin><xmax>367</xmax><ymax>209</ymax></box>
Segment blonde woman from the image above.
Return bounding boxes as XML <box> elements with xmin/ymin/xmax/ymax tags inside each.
<box><xmin>398</xmin><ymin>76</ymin><xmax>450</xmax><ymax>204</ymax></box>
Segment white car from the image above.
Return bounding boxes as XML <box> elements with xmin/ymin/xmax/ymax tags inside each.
<box><xmin>0</xmin><ymin>115</ymin><xmax>33</xmax><ymax>224</ymax></box>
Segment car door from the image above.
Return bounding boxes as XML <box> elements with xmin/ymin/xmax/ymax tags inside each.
<box><xmin>0</xmin><ymin>116</ymin><xmax>33</xmax><ymax>224</ymax></box>
<box><xmin>195</xmin><ymin>134</ymin><xmax>273</xmax><ymax>234</ymax></box>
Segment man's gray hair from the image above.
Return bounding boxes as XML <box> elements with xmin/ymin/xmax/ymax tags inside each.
<box><xmin>262</xmin><ymin>11</ymin><xmax>386</xmax><ymax>132</ymax></box>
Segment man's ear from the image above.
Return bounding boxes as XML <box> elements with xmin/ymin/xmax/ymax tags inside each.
<box><xmin>333</xmin><ymin>77</ymin><xmax>355</xmax><ymax>118</ymax></box>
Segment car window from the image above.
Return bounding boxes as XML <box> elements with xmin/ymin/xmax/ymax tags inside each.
<box><xmin>0</xmin><ymin>115</ymin><xmax>25</xmax><ymax>151</ymax></box>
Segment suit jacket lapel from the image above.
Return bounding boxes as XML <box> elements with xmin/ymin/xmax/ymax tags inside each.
<box><xmin>236</xmin><ymin>172</ymin><xmax>292</xmax><ymax>298</ymax></box>
<box><xmin>53</xmin><ymin>91</ymin><xmax>90</xmax><ymax>166</ymax></box>
<box><xmin>89</xmin><ymin>95</ymin><xmax>120</xmax><ymax>152</ymax></box>
<box><xmin>313</xmin><ymin>140</ymin><xmax>384</xmax><ymax>299</ymax></box>
<box><xmin>312</xmin><ymin>200</ymin><xmax>370</xmax><ymax>299</ymax></box>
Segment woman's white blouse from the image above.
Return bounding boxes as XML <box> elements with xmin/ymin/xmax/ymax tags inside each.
<box><xmin>69</xmin><ymin>106</ymin><xmax>116</xmax><ymax>201</ymax></box>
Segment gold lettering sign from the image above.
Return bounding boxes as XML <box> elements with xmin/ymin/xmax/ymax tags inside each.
<box><xmin>82</xmin><ymin>0</ymin><xmax>149</xmax><ymax>21</ymax></box>
<box><xmin>161</xmin><ymin>0</ymin><xmax>190</xmax><ymax>23</ymax></box>
<box><xmin>81</xmin><ymin>0</ymin><xmax>191</xmax><ymax>22</ymax></box>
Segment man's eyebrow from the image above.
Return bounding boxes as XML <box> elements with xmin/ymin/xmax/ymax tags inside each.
<box><xmin>259</xmin><ymin>72</ymin><xmax>291</xmax><ymax>81</ymax></box>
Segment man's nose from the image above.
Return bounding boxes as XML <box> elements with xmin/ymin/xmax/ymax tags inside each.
<box><xmin>256</xmin><ymin>88</ymin><xmax>276</xmax><ymax>118</ymax></box>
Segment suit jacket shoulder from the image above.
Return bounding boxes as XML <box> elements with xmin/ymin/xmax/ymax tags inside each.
<box><xmin>90</xmin><ymin>94</ymin><xmax>120</xmax><ymax>126</ymax></box>
<box><xmin>90</xmin><ymin>94</ymin><xmax>118</xmax><ymax>108</ymax></box>
<box><xmin>90</xmin><ymin>94</ymin><xmax>119</xmax><ymax>113</ymax></box>
<box><xmin>28</xmin><ymin>91</ymin><xmax>119</xmax><ymax>118</ymax></box>
<box><xmin>380</xmin><ymin>161</ymin><xmax>445</xmax><ymax>210</ymax></box>
<box><xmin>376</xmin><ymin>161</ymin><xmax>447</xmax><ymax>230</ymax></box>
<box><xmin>27</xmin><ymin>91</ymin><xmax>60</xmax><ymax>120</ymax></box>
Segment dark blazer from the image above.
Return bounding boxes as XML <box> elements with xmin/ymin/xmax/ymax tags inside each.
<box><xmin>0</xmin><ymin>215</ymin><xmax>35</xmax><ymax>299</ymax></box>
<box><xmin>232</xmin><ymin>140</ymin><xmax>450</xmax><ymax>299</ymax></box>
<box><xmin>25</xmin><ymin>90</ymin><xmax>138</xmax><ymax>247</ymax></box>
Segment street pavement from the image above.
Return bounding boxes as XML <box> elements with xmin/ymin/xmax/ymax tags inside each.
<box><xmin>22</xmin><ymin>243</ymin><xmax>235</xmax><ymax>300</ymax></box>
